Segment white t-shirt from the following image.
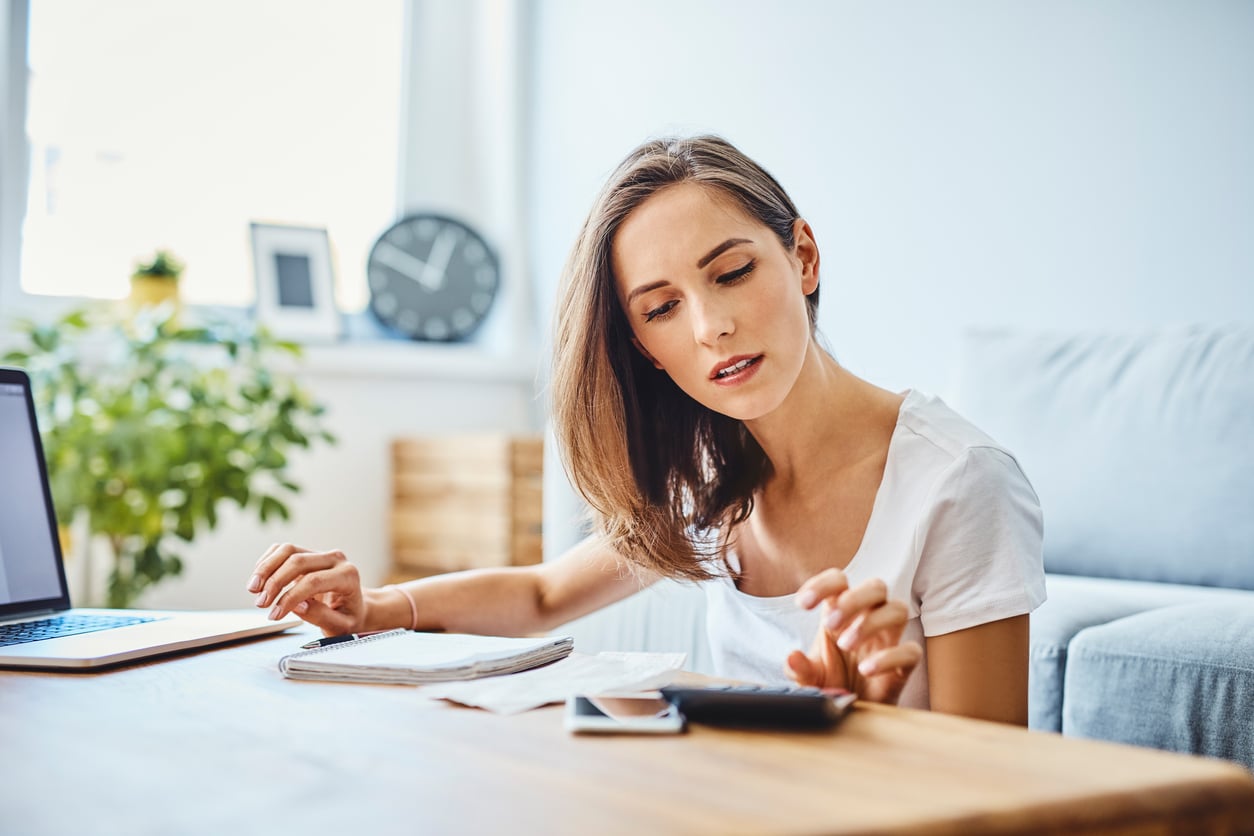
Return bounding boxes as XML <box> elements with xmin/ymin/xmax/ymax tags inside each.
<box><xmin>703</xmin><ymin>389</ymin><xmax>1046</xmax><ymax>710</ymax></box>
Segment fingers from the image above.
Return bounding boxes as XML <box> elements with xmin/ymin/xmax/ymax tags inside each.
<box><xmin>268</xmin><ymin>559</ymin><xmax>360</xmax><ymax>620</ymax></box>
<box><xmin>786</xmin><ymin>650</ymin><xmax>819</xmax><ymax>687</ymax></box>
<box><xmin>249</xmin><ymin>543</ymin><xmax>345</xmax><ymax>608</ymax></box>
<box><xmin>857</xmin><ymin>641</ymin><xmax>923</xmax><ymax>679</ymax></box>
<box><xmin>794</xmin><ymin>568</ymin><xmax>849</xmax><ymax>610</ymax></box>
<box><xmin>817</xmin><ymin>578</ymin><xmax>888</xmax><ymax>638</ymax></box>
<box><xmin>790</xmin><ymin>572</ymin><xmax>917</xmax><ymax>700</ymax></box>
<box><xmin>796</xmin><ymin>572</ymin><xmax>897</xmax><ymax>642</ymax></box>
<box><xmin>833</xmin><ymin>599</ymin><xmax>908</xmax><ymax>654</ymax></box>
<box><xmin>858</xmin><ymin>642</ymin><xmax>923</xmax><ymax>707</ymax></box>
<box><xmin>246</xmin><ymin>546</ymin><xmax>272</xmax><ymax>592</ymax></box>
<box><xmin>245</xmin><ymin>543</ymin><xmax>364</xmax><ymax>635</ymax></box>
<box><xmin>248</xmin><ymin>542</ymin><xmax>315</xmax><ymax>593</ymax></box>
<box><xmin>786</xmin><ymin>627</ymin><xmax>853</xmax><ymax>691</ymax></box>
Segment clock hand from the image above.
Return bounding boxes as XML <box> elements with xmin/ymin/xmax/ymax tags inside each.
<box><xmin>421</xmin><ymin>227</ymin><xmax>463</xmax><ymax>292</ymax></box>
<box><xmin>375</xmin><ymin>242</ymin><xmax>437</xmax><ymax>288</ymax></box>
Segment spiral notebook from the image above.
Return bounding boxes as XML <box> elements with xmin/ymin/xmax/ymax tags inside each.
<box><xmin>278</xmin><ymin>629</ymin><xmax>575</xmax><ymax>684</ymax></box>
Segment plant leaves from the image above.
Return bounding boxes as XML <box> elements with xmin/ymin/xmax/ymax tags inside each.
<box><xmin>8</xmin><ymin>305</ymin><xmax>335</xmax><ymax>606</ymax></box>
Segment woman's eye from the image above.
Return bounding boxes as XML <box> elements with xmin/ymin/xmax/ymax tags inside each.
<box><xmin>644</xmin><ymin>300</ymin><xmax>678</xmax><ymax>322</ymax></box>
<box><xmin>716</xmin><ymin>259</ymin><xmax>756</xmax><ymax>285</ymax></box>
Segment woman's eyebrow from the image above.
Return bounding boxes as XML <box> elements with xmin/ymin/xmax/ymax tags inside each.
<box><xmin>626</xmin><ymin>280</ymin><xmax>670</xmax><ymax>305</ymax></box>
<box><xmin>696</xmin><ymin>238</ymin><xmax>752</xmax><ymax>268</ymax></box>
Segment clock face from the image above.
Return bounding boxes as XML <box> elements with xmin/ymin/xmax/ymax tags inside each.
<box><xmin>366</xmin><ymin>214</ymin><xmax>500</xmax><ymax>341</ymax></box>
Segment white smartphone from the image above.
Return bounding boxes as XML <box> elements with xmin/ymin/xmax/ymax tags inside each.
<box><xmin>564</xmin><ymin>692</ymin><xmax>686</xmax><ymax>735</ymax></box>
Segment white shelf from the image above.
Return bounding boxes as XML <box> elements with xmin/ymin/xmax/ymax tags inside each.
<box><xmin>291</xmin><ymin>340</ymin><xmax>540</xmax><ymax>383</ymax></box>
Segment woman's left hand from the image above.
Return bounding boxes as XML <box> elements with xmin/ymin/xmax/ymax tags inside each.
<box><xmin>786</xmin><ymin>568</ymin><xmax>923</xmax><ymax>704</ymax></box>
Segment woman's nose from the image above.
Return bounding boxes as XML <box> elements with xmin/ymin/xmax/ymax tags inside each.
<box><xmin>691</xmin><ymin>295</ymin><xmax>734</xmax><ymax>345</ymax></box>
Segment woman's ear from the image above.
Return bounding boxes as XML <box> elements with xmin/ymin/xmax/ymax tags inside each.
<box><xmin>793</xmin><ymin>219</ymin><xmax>820</xmax><ymax>295</ymax></box>
<box><xmin>632</xmin><ymin>336</ymin><xmax>665</xmax><ymax>370</ymax></box>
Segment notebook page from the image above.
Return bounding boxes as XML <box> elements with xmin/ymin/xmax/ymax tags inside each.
<box><xmin>334</xmin><ymin>632</ymin><xmax>558</xmax><ymax>669</ymax></box>
<box><xmin>282</xmin><ymin>630</ymin><xmax>572</xmax><ymax>678</ymax></box>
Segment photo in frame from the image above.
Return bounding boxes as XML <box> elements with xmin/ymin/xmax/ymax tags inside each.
<box><xmin>249</xmin><ymin>222</ymin><xmax>341</xmax><ymax>341</ymax></box>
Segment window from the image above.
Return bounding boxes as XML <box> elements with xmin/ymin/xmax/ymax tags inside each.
<box><xmin>14</xmin><ymin>0</ymin><xmax>403</xmax><ymax>310</ymax></box>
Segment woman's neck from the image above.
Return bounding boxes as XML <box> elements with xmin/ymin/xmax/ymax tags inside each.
<box><xmin>743</xmin><ymin>342</ymin><xmax>904</xmax><ymax>494</ymax></box>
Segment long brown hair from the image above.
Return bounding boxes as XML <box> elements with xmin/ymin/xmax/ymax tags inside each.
<box><xmin>551</xmin><ymin>135</ymin><xmax>819</xmax><ymax>582</ymax></box>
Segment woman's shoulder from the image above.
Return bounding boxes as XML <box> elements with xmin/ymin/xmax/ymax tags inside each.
<box><xmin>892</xmin><ymin>390</ymin><xmax>1033</xmax><ymax>495</ymax></box>
<box><xmin>897</xmin><ymin>390</ymin><xmax>998</xmax><ymax>455</ymax></box>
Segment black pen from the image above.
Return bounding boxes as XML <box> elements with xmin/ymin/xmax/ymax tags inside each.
<box><xmin>301</xmin><ymin>630</ymin><xmax>389</xmax><ymax>649</ymax></box>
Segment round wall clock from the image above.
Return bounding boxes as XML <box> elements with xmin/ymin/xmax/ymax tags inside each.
<box><xmin>366</xmin><ymin>213</ymin><xmax>500</xmax><ymax>341</ymax></box>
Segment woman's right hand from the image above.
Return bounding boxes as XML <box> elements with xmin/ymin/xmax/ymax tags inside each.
<box><xmin>247</xmin><ymin>543</ymin><xmax>368</xmax><ymax>636</ymax></box>
<box><xmin>787</xmin><ymin>568</ymin><xmax>921</xmax><ymax>705</ymax></box>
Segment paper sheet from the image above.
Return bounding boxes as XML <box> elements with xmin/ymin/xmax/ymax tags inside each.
<box><xmin>417</xmin><ymin>651</ymin><xmax>687</xmax><ymax>715</ymax></box>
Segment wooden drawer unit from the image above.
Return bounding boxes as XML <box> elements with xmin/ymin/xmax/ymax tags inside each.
<box><xmin>389</xmin><ymin>435</ymin><xmax>543</xmax><ymax>581</ymax></box>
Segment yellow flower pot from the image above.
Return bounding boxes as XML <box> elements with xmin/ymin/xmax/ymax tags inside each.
<box><xmin>129</xmin><ymin>276</ymin><xmax>181</xmax><ymax>318</ymax></box>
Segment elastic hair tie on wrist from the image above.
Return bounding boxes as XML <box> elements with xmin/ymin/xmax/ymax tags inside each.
<box><xmin>385</xmin><ymin>584</ymin><xmax>418</xmax><ymax>631</ymax></box>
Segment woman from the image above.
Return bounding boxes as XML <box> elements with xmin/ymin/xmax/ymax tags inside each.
<box><xmin>248</xmin><ymin>136</ymin><xmax>1045</xmax><ymax>723</ymax></box>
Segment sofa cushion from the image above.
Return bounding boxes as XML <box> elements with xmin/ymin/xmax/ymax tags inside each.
<box><xmin>957</xmin><ymin>325</ymin><xmax>1254</xmax><ymax>590</ymax></box>
<box><xmin>1061</xmin><ymin>601</ymin><xmax>1254</xmax><ymax>770</ymax></box>
<box><xmin>1029</xmin><ymin>575</ymin><xmax>1254</xmax><ymax>732</ymax></box>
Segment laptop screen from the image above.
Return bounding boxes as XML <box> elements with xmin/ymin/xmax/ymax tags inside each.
<box><xmin>0</xmin><ymin>374</ymin><xmax>70</xmax><ymax>612</ymax></box>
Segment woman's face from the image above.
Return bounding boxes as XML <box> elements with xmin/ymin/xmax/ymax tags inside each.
<box><xmin>612</xmin><ymin>182</ymin><xmax>819</xmax><ymax>422</ymax></box>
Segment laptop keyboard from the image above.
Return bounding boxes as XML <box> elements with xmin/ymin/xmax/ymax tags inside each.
<box><xmin>0</xmin><ymin>613</ymin><xmax>159</xmax><ymax>647</ymax></box>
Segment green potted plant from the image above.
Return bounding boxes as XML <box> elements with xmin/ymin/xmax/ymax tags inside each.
<box><xmin>3</xmin><ymin>305</ymin><xmax>336</xmax><ymax>608</ymax></box>
<box><xmin>130</xmin><ymin>249</ymin><xmax>184</xmax><ymax>309</ymax></box>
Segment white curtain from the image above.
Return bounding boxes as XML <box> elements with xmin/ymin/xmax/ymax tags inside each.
<box><xmin>397</xmin><ymin>0</ymin><xmax>534</xmax><ymax>359</ymax></box>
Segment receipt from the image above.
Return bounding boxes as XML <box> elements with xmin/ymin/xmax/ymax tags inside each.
<box><xmin>417</xmin><ymin>650</ymin><xmax>686</xmax><ymax>715</ymax></box>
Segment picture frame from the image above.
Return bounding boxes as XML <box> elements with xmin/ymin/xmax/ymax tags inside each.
<box><xmin>249</xmin><ymin>222</ymin><xmax>341</xmax><ymax>341</ymax></box>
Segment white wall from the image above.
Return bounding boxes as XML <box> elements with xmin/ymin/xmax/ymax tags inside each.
<box><xmin>526</xmin><ymin>0</ymin><xmax>1254</xmax><ymax>399</ymax></box>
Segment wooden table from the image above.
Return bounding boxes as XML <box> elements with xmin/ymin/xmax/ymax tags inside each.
<box><xmin>3</xmin><ymin>626</ymin><xmax>1252</xmax><ymax>835</ymax></box>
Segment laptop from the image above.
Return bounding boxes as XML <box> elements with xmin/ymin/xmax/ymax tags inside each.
<box><xmin>0</xmin><ymin>366</ymin><xmax>300</xmax><ymax>669</ymax></box>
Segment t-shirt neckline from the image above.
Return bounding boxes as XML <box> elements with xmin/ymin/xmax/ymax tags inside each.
<box><xmin>724</xmin><ymin>388</ymin><xmax>918</xmax><ymax>604</ymax></box>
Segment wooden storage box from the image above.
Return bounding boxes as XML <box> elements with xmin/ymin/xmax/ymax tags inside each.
<box><xmin>390</xmin><ymin>435</ymin><xmax>543</xmax><ymax>581</ymax></box>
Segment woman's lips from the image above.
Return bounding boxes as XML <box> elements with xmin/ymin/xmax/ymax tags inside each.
<box><xmin>710</xmin><ymin>354</ymin><xmax>763</xmax><ymax>385</ymax></box>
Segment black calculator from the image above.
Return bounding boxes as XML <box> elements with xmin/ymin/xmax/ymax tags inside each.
<box><xmin>659</xmin><ymin>684</ymin><xmax>856</xmax><ymax>729</ymax></box>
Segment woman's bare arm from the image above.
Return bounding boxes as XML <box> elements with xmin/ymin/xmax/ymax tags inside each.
<box><xmin>362</xmin><ymin>537</ymin><xmax>649</xmax><ymax>635</ymax></box>
<box><xmin>925</xmin><ymin>614</ymin><xmax>1030</xmax><ymax>725</ymax></box>
<box><xmin>251</xmin><ymin>537</ymin><xmax>649</xmax><ymax>638</ymax></box>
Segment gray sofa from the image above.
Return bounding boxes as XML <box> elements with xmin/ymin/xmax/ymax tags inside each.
<box><xmin>957</xmin><ymin>325</ymin><xmax>1254</xmax><ymax>770</ymax></box>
